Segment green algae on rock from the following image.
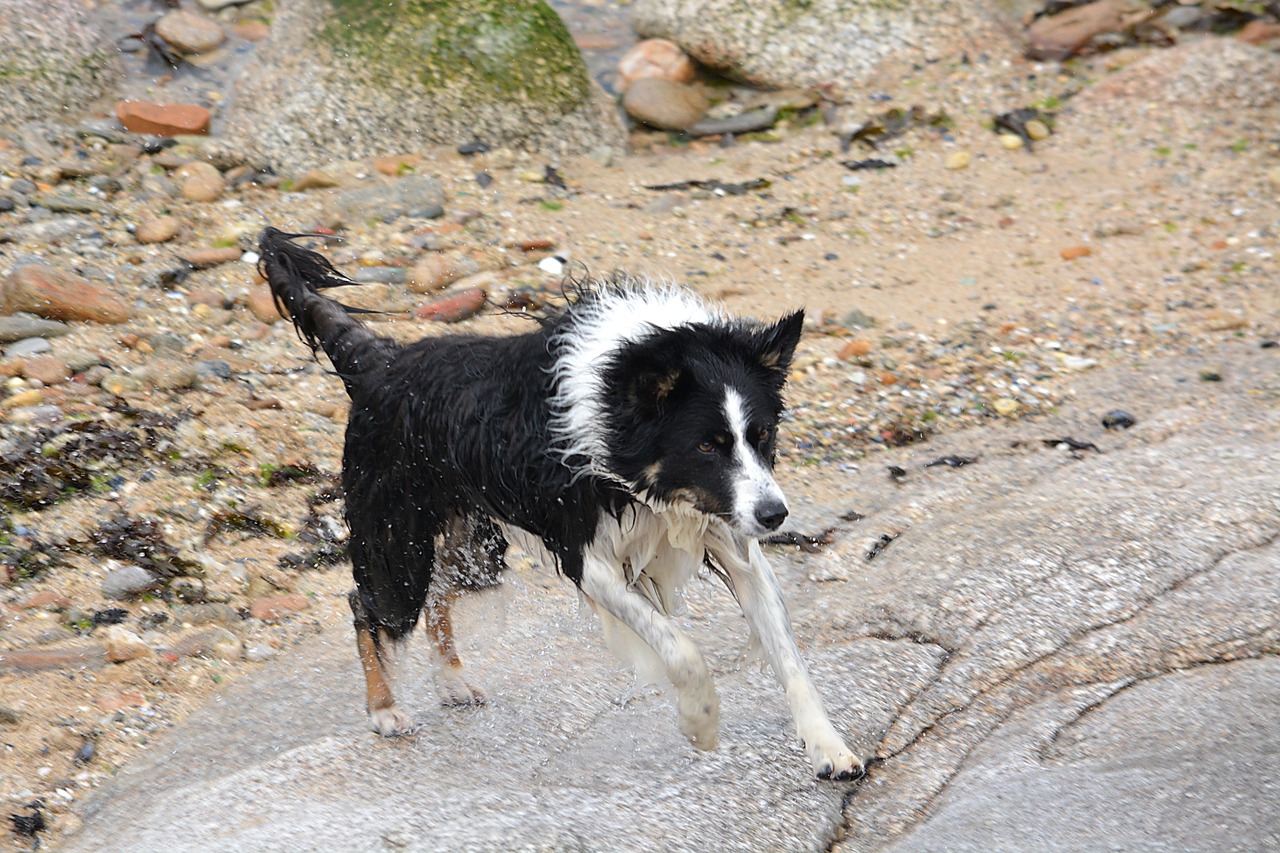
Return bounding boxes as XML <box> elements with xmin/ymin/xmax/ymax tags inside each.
<box><xmin>225</xmin><ymin>0</ymin><xmax>622</xmax><ymax>170</ymax></box>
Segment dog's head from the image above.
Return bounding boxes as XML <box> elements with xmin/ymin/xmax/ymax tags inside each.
<box><xmin>601</xmin><ymin>310</ymin><xmax>804</xmax><ymax>538</ymax></box>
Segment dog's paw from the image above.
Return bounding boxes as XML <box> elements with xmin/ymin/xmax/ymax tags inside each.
<box><xmin>806</xmin><ymin>739</ymin><xmax>866</xmax><ymax>782</ymax></box>
<box><xmin>369</xmin><ymin>705</ymin><xmax>414</xmax><ymax>737</ymax></box>
<box><xmin>677</xmin><ymin>687</ymin><xmax>720</xmax><ymax>751</ymax></box>
<box><xmin>434</xmin><ymin>671</ymin><xmax>486</xmax><ymax>707</ymax></box>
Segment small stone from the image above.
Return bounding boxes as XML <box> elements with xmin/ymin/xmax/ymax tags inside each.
<box><xmin>232</xmin><ymin>20</ymin><xmax>271</xmax><ymax>41</ymax></box>
<box><xmin>0</xmin><ymin>313</ymin><xmax>71</xmax><ymax>343</ymax></box>
<box><xmin>622</xmin><ymin>78</ymin><xmax>710</xmax><ymax>131</ymax></box>
<box><xmin>103</xmin><ymin>626</ymin><xmax>153</xmax><ymax>663</ymax></box>
<box><xmin>178</xmin><ymin>246</ymin><xmax>242</xmax><ymax>268</ymax></box>
<box><xmin>155</xmin><ymin>10</ymin><xmax>226</xmax><ymax>55</ymax></box>
<box><xmin>838</xmin><ymin>339</ymin><xmax>872</xmax><ymax>360</ymax></box>
<box><xmin>1101</xmin><ymin>410</ymin><xmax>1136</xmax><ymax>430</ymax></box>
<box><xmin>168</xmin><ymin>626</ymin><xmax>243</xmax><ymax>661</ymax></box>
<box><xmin>0</xmin><ymin>705</ymin><xmax>20</xmax><ymax>726</ymax></box>
<box><xmin>999</xmin><ymin>133</ymin><xmax>1024</xmax><ymax>150</ymax></box>
<box><xmin>101</xmin><ymin>564</ymin><xmax>159</xmax><ymax>600</ymax></box>
<box><xmin>115</xmin><ymin>101</ymin><xmax>211</xmax><ymax>137</ymax></box>
<box><xmin>99</xmin><ymin>372</ymin><xmax>144</xmax><ymax>396</ymax></box>
<box><xmin>0</xmin><ymin>264</ymin><xmax>132</xmax><ymax>324</ymax></box>
<box><xmin>617</xmin><ymin>38</ymin><xmax>697</xmax><ymax>91</ymax></box>
<box><xmin>290</xmin><ymin>168</ymin><xmax>342</xmax><ymax>192</ymax></box>
<box><xmin>173</xmin><ymin>603</ymin><xmax>240</xmax><ymax>626</ymax></box>
<box><xmin>21</xmin><ymin>355</ymin><xmax>71</xmax><ymax>385</ymax></box>
<box><xmin>1</xmin><ymin>388</ymin><xmax>43</xmax><ymax>409</ymax></box>
<box><xmin>17</xmin><ymin>590</ymin><xmax>71</xmax><ymax>610</ymax></box>
<box><xmin>246</xmin><ymin>285</ymin><xmax>282</xmax><ymax>323</ymax></box>
<box><xmin>174</xmin><ymin>161</ymin><xmax>225</xmax><ymax>202</ymax></box>
<box><xmin>0</xmin><ymin>646</ymin><xmax>106</xmax><ymax>672</ymax></box>
<box><xmin>1024</xmin><ymin>120</ymin><xmax>1051</xmax><ymax>141</ymax></box>
<box><xmin>945</xmin><ymin>151</ymin><xmax>971</xmax><ymax>170</ymax></box>
<box><xmin>1199</xmin><ymin>366</ymin><xmax>1223</xmax><ymax>382</ymax></box>
<box><xmin>244</xmin><ymin>644</ymin><xmax>278</xmax><ymax>663</ymax></box>
<box><xmin>5</xmin><ymin>337</ymin><xmax>52</xmax><ymax>357</ymax></box>
<box><xmin>154</xmin><ymin>364</ymin><xmax>199</xmax><ymax>390</ymax></box>
<box><xmin>414</xmin><ymin>287</ymin><xmax>488</xmax><ymax>323</ymax></box>
<box><xmin>249</xmin><ymin>592</ymin><xmax>311</xmax><ymax>621</ymax></box>
<box><xmin>1060</xmin><ymin>245</ymin><xmax>1092</xmax><ymax>261</ymax></box>
<box><xmin>993</xmin><ymin>397</ymin><xmax>1020</xmax><ymax>416</ymax></box>
<box><xmin>406</xmin><ymin>253</ymin><xmax>482</xmax><ymax>294</ymax></box>
<box><xmin>136</xmin><ymin>216</ymin><xmax>182</xmax><ymax>244</ymax></box>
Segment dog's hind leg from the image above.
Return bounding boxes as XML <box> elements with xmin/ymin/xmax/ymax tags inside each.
<box><xmin>350</xmin><ymin>591</ymin><xmax>413</xmax><ymax>735</ymax></box>
<box><xmin>426</xmin><ymin>515</ymin><xmax>509</xmax><ymax>706</ymax></box>
<box><xmin>580</xmin><ymin>552</ymin><xmax>719</xmax><ymax>750</ymax></box>
<box><xmin>423</xmin><ymin>589</ymin><xmax>486</xmax><ymax>706</ymax></box>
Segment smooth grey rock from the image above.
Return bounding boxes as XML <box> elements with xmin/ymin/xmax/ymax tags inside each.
<box><xmin>223</xmin><ymin>0</ymin><xmax>624</xmax><ymax>170</ymax></box>
<box><xmin>622</xmin><ymin>77</ymin><xmax>710</xmax><ymax>131</ymax></box>
<box><xmin>4</xmin><ymin>337</ymin><xmax>53</xmax><ymax>356</ymax></box>
<box><xmin>323</xmin><ymin>175</ymin><xmax>447</xmax><ymax>228</ymax></box>
<box><xmin>632</xmin><ymin>0</ymin><xmax>1011</xmax><ymax>95</ymax></box>
<box><xmin>101</xmin><ymin>565</ymin><xmax>160</xmax><ymax>601</ymax></box>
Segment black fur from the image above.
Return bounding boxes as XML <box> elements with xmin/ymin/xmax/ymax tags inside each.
<box><xmin>257</xmin><ymin>227</ymin><xmax>800</xmax><ymax>639</ymax></box>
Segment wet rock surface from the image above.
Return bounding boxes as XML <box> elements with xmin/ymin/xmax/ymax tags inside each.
<box><xmin>62</xmin><ymin>347</ymin><xmax>1280</xmax><ymax>852</ymax></box>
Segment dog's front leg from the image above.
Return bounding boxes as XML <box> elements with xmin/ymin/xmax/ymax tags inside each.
<box><xmin>580</xmin><ymin>555</ymin><xmax>719</xmax><ymax>750</ymax></box>
<box><xmin>707</xmin><ymin>533</ymin><xmax>865</xmax><ymax>780</ymax></box>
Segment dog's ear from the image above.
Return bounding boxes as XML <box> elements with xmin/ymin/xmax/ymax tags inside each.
<box><xmin>615</xmin><ymin>334</ymin><xmax>685</xmax><ymax>411</ymax></box>
<box><xmin>754</xmin><ymin>309</ymin><xmax>804</xmax><ymax>374</ymax></box>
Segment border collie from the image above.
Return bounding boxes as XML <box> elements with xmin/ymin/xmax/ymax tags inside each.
<box><xmin>258</xmin><ymin>227</ymin><xmax>864</xmax><ymax>781</ymax></box>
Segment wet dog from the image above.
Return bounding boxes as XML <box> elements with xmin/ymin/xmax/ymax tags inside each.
<box><xmin>258</xmin><ymin>227</ymin><xmax>863</xmax><ymax>780</ymax></box>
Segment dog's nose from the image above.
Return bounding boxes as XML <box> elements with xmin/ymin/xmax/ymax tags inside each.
<box><xmin>755</xmin><ymin>501</ymin><xmax>788</xmax><ymax>532</ymax></box>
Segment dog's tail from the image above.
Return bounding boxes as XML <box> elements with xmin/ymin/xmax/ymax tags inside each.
<box><xmin>257</xmin><ymin>227</ymin><xmax>397</xmax><ymax>387</ymax></box>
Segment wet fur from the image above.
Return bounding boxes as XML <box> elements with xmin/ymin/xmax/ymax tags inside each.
<box><xmin>257</xmin><ymin>227</ymin><xmax>865</xmax><ymax>781</ymax></box>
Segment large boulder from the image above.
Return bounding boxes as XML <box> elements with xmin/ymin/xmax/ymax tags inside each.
<box><xmin>0</xmin><ymin>0</ymin><xmax>124</xmax><ymax>131</ymax></box>
<box><xmin>631</xmin><ymin>0</ymin><xmax>1012</xmax><ymax>95</ymax></box>
<box><xmin>224</xmin><ymin>0</ymin><xmax>624</xmax><ymax>170</ymax></box>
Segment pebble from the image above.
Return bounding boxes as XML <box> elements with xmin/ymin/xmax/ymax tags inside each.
<box><xmin>999</xmin><ymin>134</ymin><xmax>1024</xmax><ymax>150</ymax></box>
<box><xmin>622</xmin><ymin>78</ymin><xmax>710</xmax><ymax>131</ymax></box>
<box><xmin>115</xmin><ymin>101</ymin><xmax>212</xmax><ymax>137</ymax></box>
<box><xmin>232</xmin><ymin>20</ymin><xmax>271</xmax><ymax>41</ymax></box>
<box><xmin>101</xmin><ymin>564</ymin><xmax>160</xmax><ymax>600</ymax></box>
<box><xmin>617</xmin><ymin>39</ymin><xmax>697</xmax><ymax>91</ymax></box>
<box><xmin>838</xmin><ymin>339</ymin><xmax>872</xmax><ymax>360</ymax></box>
<box><xmin>945</xmin><ymin>151</ymin><xmax>971</xmax><ymax>170</ymax></box>
<box><xmin>168</xmin><ymin>626</ymin><xmax>244</xmax><ymax>661</ymax></box>
<box><xmin>0</xmin><ymin>313</ymin><xmax>71</xmax><ymax>343</ymax></box>
<box><xmin>1102</xmin><ymin>410</ymin><xmax>1136</xmax><ymax>430</ymax></box>
<box><xmin>993</xmin><ymin>397</ymin><xmax>1020</xmax><ymax>415</ymax></box>
<box><xmin>155</xmin><ymin>10</ymin><xmax>226</xmax><ymax>55</ymax></box>
<box><xmin>174</xmin><ymin>161</ymin><xmax>226</xmax><ymax>202</ymax></box>
<box><xmin>136</xmin><ymin>216</ymin><xmax>182</xmax><ymax>244</ymax></box>
<box><xmin>21</xmin><ymin>355</ymin><xmax>71</xmax><ymax>385</ymax></box>
<box><xmin>5</xmin><ymin>337</ymin><xmax>53</xmax><ymax>357</ymax></box>
<box><xmin>407</xmin><ymin>253</ymin><xmax>482</xmax><ymax>294</ymax></box>
<box><xmin>0</xmin><ymin>705</ymin><xmax>19</xmax><ymax>726</ymax></box>
<box><xmin>1060</xmin><ymin>245</ymin><xmax>1092</xmax><ymax>261</ymax></box>
<box><xmin>1</xmin><ymin>389</ymin><xmax>44</xmax><ymax>409</ymax></box>
<box><xmin>173</xmin><ymin>603</ymin><xmax>240</xmax><ymax>626</ymax></box>
<box><xmin>1025</xmin><ymin>120</ymin><xmax>1051</xmax><ymax>141</ymax></box>
<box><xmin>324</xmin><ymin>175</ymin><xmax>446</xmax><ymax>227</ymax></box>
<box><xmin>1198</xmin><ymin>366</ymin><xmax>1223</xmax><ymax>382</ymax></box>
<box><xmin>179</xmin><ymin>246</ymin><xmax>242</xmax><ymax>268</ymax></box>
<box><xmin>246</xmin><ymin>285</ymin><xmax>283</xmax><ymax>323</ymax></box>
<box><xmin>373</xmin><ymin>154</ymin><xmax>422</xmax><ymax>175</ymax></box>
<box><xmin>290</xmin><ymin>168</ymin><xmax>342</xmax><ymax>192</ymax></box>
<box><xmin>249</xmin><ymin>593</ymin><xmax>311</xmax><ymax>621</ymax></box>
<box><xmin>0</xmin><ymin>264</ymin><xmax>132</xmax><ymax>324</ymax></box>
<box><xmin>103</xmin><ymin>626</ymin><xmax>153</xmax><ymax>663</ymax></box>
<box><xmin>413</xmin><ymin>287</ymin><xmax>487</xmax><ymax>323</ymax></box>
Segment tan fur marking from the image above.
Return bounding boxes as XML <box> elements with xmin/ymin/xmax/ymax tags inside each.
<box><xmin>425</xmin><ymin>591</ymin><xmax>462</xmax><ymax>669</ymax></box>
<box><xmin>355</xmin><ymin>624</ymin><xmax>396</xmax><ymax>712</ymax></box>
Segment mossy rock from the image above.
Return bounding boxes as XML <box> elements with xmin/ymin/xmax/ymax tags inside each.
<box><xmin>226</xmin><ymin>0</ymin><xmax>622</xmax><ymax>170</ymax></box>
<box><xmin>0</xmin><ymin>0</ymin><xmax>124</xmax><ymax>131</ymax></box>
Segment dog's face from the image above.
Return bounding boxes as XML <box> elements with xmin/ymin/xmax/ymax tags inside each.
<box><xmin>602</xmin><ymin>310</ymin><xmax>804</xmax><ymax>538</ymax></box>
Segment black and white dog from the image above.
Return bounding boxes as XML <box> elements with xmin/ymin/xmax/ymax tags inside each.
<box><xmin>258</xmin><ymin>227</ymin><xmax>863</xmax><ymax>780</ymax></box>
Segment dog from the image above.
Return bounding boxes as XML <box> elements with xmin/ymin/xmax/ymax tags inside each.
<box><xmin>258</xmin><ymin>227</ymin><xmax>864</xmax><ymax>781</ymax></box>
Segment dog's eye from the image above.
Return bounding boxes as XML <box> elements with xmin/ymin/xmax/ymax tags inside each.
<box><xmin>698</xmin><ymin>435</ymin><xmax>726</xmax><ymax>454</ymax></box>
<box><xmin>756</xmin><ymin>427</ymin><xmax>772</xmax><ymax>446</ymax></box>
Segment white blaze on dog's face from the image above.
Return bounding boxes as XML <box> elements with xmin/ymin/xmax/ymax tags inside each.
<box><xmin>722</xmin><ymin>387</ymin><xmax>789</xmax><ymax>537</ymax></box>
